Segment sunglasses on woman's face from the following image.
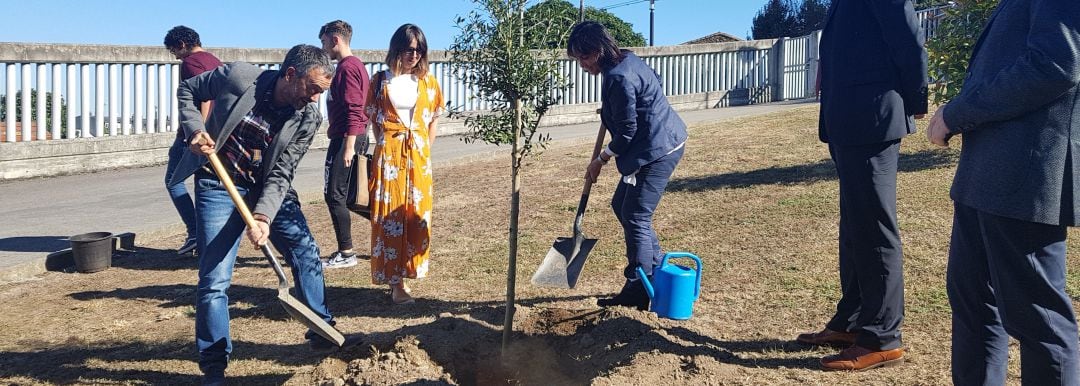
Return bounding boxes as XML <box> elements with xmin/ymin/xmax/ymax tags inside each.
<box><xmin>400</xmin><ymin>47</ymin><xmax>422</xmax><ymax>56</ymax></box>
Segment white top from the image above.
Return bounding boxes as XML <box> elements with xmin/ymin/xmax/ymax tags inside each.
<box><xmin>387</xmin><ymin>73</ymin><xmax>419</xmax><ymax>128</ymax></box>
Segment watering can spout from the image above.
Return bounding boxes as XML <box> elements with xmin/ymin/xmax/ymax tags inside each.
<box><xmin>635</xmin><ymin>267</ymin><xmax>655</xmax><ymax>299</ymax></box>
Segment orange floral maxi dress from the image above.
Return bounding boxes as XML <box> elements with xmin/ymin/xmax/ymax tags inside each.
<box><xmin>366</xmin><ymin>70</ymin><xmax>444</xmax><ymax>285</ymax></box>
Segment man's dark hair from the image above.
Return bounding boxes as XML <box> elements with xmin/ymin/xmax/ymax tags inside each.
<box><xmin>567</xmin><ymin>21</ymin><xmax>624</xmax><ymax>70</ymax></box>
<box><xmin>319</xmin><ymin>20</ymin><xmax>353</xmax><ymax>43</ymax></box>
<box><xmin>163</xmin><ymin>25</ymin><xmax>201</xmax><ymax>49</ymax></box>
<box><xmin>280</xmin><ymin>44</ymin><xmax>335</xmax><ymax>79</ymax></box>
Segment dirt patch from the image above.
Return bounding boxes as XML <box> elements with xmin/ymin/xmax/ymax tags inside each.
<box><xmin>308</xmin><ymin>306</ymin><xmax>739</xmax><ymax>385</ymax></box>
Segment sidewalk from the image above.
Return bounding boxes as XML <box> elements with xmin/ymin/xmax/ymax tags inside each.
<box><xmin>0</xmin><ymin>100</ymin><xmax>816</xmax><ymax>283</ymax></box>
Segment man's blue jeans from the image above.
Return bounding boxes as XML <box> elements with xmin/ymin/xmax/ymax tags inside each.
<box><xmin>165</xmin><ymin>137</ymin><xmax>198</xmax><ymax>240</ymax></box>
<box><xmin>193</xmin><ymin>175</ymin><xmax>334</xmax><ymax>377</ymax></box>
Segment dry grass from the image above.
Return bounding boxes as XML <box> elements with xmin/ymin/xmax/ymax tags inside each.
<box><xmin>1</xmin><ymin>104</ymin><xmax>1076</xmax><ymax>385</ymax></box>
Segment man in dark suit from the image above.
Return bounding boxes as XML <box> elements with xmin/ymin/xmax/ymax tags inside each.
<box><xmin>927</xmin><ymin>0</ymin><xmax>1080</xmax><ymax>383</ymax></box>
<box><xmin>174</xmin><ymin>45</ymin><xmax>339</xmax><ymax>385</ymax></box>
<box><xmin>796</xmin><ymin>0</ymin><xmax>928</xmax><ymax>371</ymax></box>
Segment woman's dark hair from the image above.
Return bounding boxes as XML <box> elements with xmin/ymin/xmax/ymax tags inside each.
<box><xmin>163</xmin><ymin>25</ymin><xmax>201</xmax><ymax>50</ymax></box>
<box><xmin>567</xmin><ymin>21</ymin><xmax>624</xmax><ymax>69</ymax></box>
<box><xmin>385</xmin><ymin>24</ymin><xmax>430</xmax><ymax>77</ymax></box>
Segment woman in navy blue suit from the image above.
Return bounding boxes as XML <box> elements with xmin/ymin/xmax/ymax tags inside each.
<box><xmin>567</xmin><ymin>21</ymin><xmax>688</xmax><ymax>310</ymax></box>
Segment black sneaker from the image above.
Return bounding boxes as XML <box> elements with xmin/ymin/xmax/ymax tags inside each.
<box><xmin>201</xmin><ymin>373</ymin><xmax>225</xmax><ymax>386</ymax></box>
<box><xmin>323</xmin><ymin>251</ymin><xmax>358</xmax><ymax>269</ymax></box>
<box><xmin>308</xmin><ymin>336</ymin><xmax>339</xmax><ymax>354</ymax></box>
<box><xmin>177</xmin><ymin>238</ymin><xmax>197</xmax><ymax>256</ymax></box>
<box><xmin>308</xmin><ymin>334</ymin><xmax>365</xmax><ymax>355</ymax></box>
<box><xmin>597</xmin><ymin>279</ymin><xmax>651</xmax><ymax>311</ymax></box>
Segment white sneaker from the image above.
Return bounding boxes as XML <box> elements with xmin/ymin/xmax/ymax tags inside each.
<box><xmin>323</xmin><ymin>251</ymin><xmax>358</xmax><ymax>269</ymax></box>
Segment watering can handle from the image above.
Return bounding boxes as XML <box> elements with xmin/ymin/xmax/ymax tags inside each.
<box><xmin>659</xmin><ymin>252</ymin><xmax>703</xmax><ymax>299</ymax></box>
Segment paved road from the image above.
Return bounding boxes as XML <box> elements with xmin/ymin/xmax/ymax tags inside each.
<box><xmin>0</xmin><ymin>100</ymin><xmax>816</xmax><ymax>283</ymax></box>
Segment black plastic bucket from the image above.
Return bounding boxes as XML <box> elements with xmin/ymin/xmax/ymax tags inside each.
<box><xmin>70</xmin><ymin>232</ymin><xmax>114</xmax><ymax>273</ymax></box>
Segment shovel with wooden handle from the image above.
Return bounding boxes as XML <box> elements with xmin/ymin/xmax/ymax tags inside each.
<box><xmin>206</xmin><ymin>152</ymin><xmax>346</xmax><ymax>347</ymax></box>
<box><xmin>531</xmin><ymin>120</ymin><xmax>608</xmax><ymax>289</ymax></box>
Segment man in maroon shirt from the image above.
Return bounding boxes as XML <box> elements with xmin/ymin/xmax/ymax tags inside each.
<box><xmin>319</xmin><ymin>20</ymin><xmax>370</xmax><ymax>269</ymax></box>
<box><xmin>163</xmin><ymin>25</ymin><xmax>223</xmax><ymax>256</ymax></box>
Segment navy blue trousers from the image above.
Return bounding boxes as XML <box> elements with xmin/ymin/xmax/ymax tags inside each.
<box><xmin>948</xmin><ymin>202</ymin><xmax>1080</xmax><ymax>386</ymax></box>
<box><xmin>825</xmin><ymin>140</ymin><xmax>905</xmax><ymax>351</ymax></box>
<box><xmin>612</xmin><ymin>147</ymin><xmax>684</xmax><ymax>279</ymax></box>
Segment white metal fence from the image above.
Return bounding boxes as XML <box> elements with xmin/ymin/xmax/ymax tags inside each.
<box><xmin>917</xmin><ymin>4</ymin><xmax>950</xmax><ymax>42</ymax></box>
<box><xmin>0</xmin><ymin>41</ymin><xmax>776</xmax><ymax>143</ymax></box>
<box><xmin>0</xmin><ymin>5</ymin><xmax>947</xmax><ymax>144</ymax></box>
<box><xmin>778</xmin><ymin>31</ymin><xmax>821</xmax><ymax>101</ymax></box>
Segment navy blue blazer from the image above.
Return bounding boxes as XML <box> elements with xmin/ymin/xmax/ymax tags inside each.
<box><xmin>943</xmin><ymin>0</ymin><xmax>1080</xmax><ymax>226</ymax></box>
<box><xmin>818</xmin><ymin>0</ymin><xmax>928</xmax><ymax>145</ymax></box>
<box><xmin>601</xmin><ymin>51</ymin><xmax>689</xmax><ymax>176</ymax></box>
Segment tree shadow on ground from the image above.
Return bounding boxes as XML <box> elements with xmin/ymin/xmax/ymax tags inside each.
<box><xmin>82</xmin><ymin>248</ymin><xmax>302</xmax><ymax>273</ymax></box>
<box><xmin>68</xmin><ymin>281</ymin><xmax>595</xmax><ymax>324</ymax></box>
<box><xmin>0</xmin><ymin>339</ymin><xmax>311</xmax><ymax>385</ymax></box>
<box><xmin>326</xmin><ymin>285</ymin><xmax>596</xmax><ymax>323</ymax></box>
<box><xmin>68</xmin><ymin>283</ymin><xmax>290</xmax><ymax>322</ymax></box>
<box><xmin>668</xmin><ymin>149</ymin><xmax>958</xmax><ymax>192</ymax></box>
<box><xmin>666</xmin><ymin>325</ymin><xmax>820</xmax><ymax>369</ymax></box>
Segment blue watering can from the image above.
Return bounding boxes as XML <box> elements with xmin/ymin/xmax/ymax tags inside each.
<box><xmin>636</xmin><ymin>252</ymin><xmax>702</xmax><ymax>320</ymax></box>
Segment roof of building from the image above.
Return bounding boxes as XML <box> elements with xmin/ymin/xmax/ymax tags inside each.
<box><xmin>682</xmin><ymin>31</ymin><xmax>743</xmax><ymax>45</ymax></box>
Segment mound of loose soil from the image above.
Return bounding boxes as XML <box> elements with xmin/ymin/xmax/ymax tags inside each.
<box><xmin>309</xmin><ymin>305</ymin><xmax>734</xmax><ymax>385</ymax></box>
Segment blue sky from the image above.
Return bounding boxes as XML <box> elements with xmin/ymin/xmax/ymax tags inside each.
<box><xmin>0</xmin><ymin>0</ymin><xmax>764</xmax><ymax>49</ymax></box>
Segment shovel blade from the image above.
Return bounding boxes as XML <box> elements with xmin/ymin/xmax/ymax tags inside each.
<box><xmin>277</xmin><ymin>289</ymin><xmax>346</xmax><ymax>346</ymax></box>
<box><xmin>531</xmin><ymin>236</ymin><xmax>598</xmax><ymax>289</ymax></box>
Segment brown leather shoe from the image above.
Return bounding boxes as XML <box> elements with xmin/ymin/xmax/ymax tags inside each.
<box><xmin>820</xmin><ymin>345</ymin><xmax>905</xmax><ymax>371</ymax></box>
<box><xmin>796</xmin><ymin>328</ymin><xmax>857</xmax><ymax>347</ymax></box>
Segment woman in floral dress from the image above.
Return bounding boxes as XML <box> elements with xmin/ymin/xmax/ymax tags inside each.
<box><xmin>365</xmin><ymin>23</ymin><xmax>443</xmax><ymax>304</ymax></box>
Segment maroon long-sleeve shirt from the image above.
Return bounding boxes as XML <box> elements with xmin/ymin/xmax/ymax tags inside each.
<box><xmin>326</xmin><ymin>56</ymin><xmax>370</xmax><ymax>138</ymax></box>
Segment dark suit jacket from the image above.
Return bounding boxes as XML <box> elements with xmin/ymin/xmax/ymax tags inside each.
<box><xmin>943</xmin><ymin>0</ymin><xmax>1080</xmax><ymax>226</ymax></box>
<box><xmin>601</xmin><ymin>51</ymin><xmax>689</xmax><ymax>176</ymax></box>
<box><xmin>818</xmin><ymin>0</ymin><xmax>928</xmax><ymax>145</ymax></box>
<box><xmin>171</xmin><ymin>62</ymin><xmax>322</xmax><ymax>223</ymax></box>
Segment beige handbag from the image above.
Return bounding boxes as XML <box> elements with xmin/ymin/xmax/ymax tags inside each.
<box><xmin>346</xmin><ymin>153</ymin><xmax>372</xmax><ymax>218</ymax></box>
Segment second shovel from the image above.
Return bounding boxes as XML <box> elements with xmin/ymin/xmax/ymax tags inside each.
<box><xmin>531</xmin><ymin>121</ymin><xmax>608</xmax><ymax>289</ymax></box>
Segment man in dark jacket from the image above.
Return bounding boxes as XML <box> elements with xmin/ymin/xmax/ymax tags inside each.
<box><xmin>796</xmin><ymin>0</ymin><xmax>928</xmax><ymax>371</ymax></box>
<box><xmin>928</xmin><ymin>0</ymin><xmax>1080</xmax><ymax>383</ymax></box>
<box><xmin>174</xmin><ymin>44</ymin><xmax>338</xmax><ymax>384</ymax></box>
<box><xmin>163</xmin><ymin>25</ymin><xmax>222</xmax><ymax>256</ymax></box>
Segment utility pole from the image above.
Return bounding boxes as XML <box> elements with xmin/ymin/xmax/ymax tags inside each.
<box><xmin>649</xmin><ymin>0</ymin><xmax>655</xmax><ymax>46</ymax></box>
<box><xmin>579</xmin><ymin>0</ymin><xmax>585</xmax><ymax>21</ymax></box>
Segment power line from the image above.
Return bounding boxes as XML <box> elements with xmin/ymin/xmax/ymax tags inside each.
<box><xmin>599</xmin><ymin>0</ymin><xmax>651</xmax><ymax>10</ymax></box>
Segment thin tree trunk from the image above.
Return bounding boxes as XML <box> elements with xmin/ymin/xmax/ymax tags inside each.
<box><xmin>502</xmin><ymin>98</ymin><xmax>523</xmax><ymax>353</ymax></box>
